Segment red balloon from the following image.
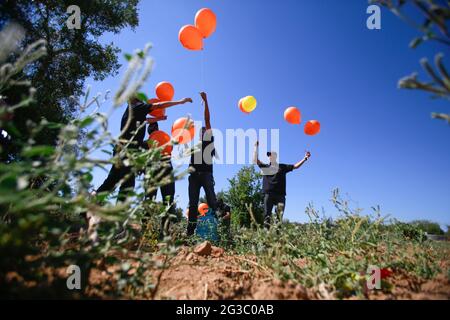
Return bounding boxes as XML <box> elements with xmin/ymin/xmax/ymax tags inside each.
<box><xmin>148</xmin><ymin>130</ymin><xmax>173</xmax><ymax>155</ymax></box>
<box><xmin>179</xmin><ymin>25</ymin><xmax>204</xmax><ymax>51</ymax></box>
<box><xmin>284</xmin><ymin>107</ymin><xmax>301</xmax><ymax>125</ymax></box>
<box><xmin>148</xmin><ymin>98</ymin><xmax>166</xmax><ymax>118</ymax></box>
<box><xmin>155</xmin><ymin>82</ymin><xmax>174</xmax><ymax>101</ymax></box>
<box><xmin>195</xmin><ymin>8</ymin><xmax>217</xmax><ymax>38</ymax></box>
<box><xmin>171</xmin><ymin>117</ymin><xmax>195</xmax><ymax>144</ymax></box>
<box><xmin>304</xmin><ymin>120</ymin><xmax>321</xmax><ymax>136</ymax></box>
<box><xmin>198</xmin><ymin>203</ymin><xmax>209</xmax><ymax>216</ymax></box>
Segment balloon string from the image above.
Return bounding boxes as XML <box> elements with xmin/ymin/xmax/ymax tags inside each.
<box><xmin>201</xmin><ymin>49</ymin><xmax>205</xmax><ymax>91</ymax></box>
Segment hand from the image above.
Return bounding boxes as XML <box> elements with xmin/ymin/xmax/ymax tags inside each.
<box><xmin>183</xmin><ymin>97</ymin><xmax>193</xmax><ymax>104</ymax></box>
<box><xmin>305</xmin><ymin>151</ymin><xmax>311</xmax><ymax>159</ymax></box>
<box><xmin>200</xmin><ymin>92</ymin><xmax>207</xmax><ymax>101</ymax></box>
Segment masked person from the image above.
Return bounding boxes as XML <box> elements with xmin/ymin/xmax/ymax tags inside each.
<box><xmin>187</xmin><ymin>92</ymin><xmax>217</xmax><ymax>236</ymax></box>
<box><xmin>94</xmin><ymin>95</ymin><xmax>192</xmax><ymax>201</ymax></box>
<box><xmin>145</xmin><ymin>117</ymin><xmax>176</xmax><ymax>238</ymax></box>
<box><xmin>253</xmin><ymin>141</ymin><xmax>311</xmax><ymax>229</ymax></box>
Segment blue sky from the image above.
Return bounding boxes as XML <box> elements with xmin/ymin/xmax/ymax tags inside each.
<box><xmin>87</xmin><ymin>0</ymin><xmax>449</xmax><ymax>227</ymax></box>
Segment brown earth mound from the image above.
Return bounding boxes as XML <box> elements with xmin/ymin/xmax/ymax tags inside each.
<box><xmin>151</xmin><ymin>244</ymin><xmax>313</xmax><ymax>300</ymax></box>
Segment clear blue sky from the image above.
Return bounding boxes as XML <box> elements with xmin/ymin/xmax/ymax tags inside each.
<box><xmin>87</xmin><ymin>0</ymin><xmax>449</xmax><ymax>228</ymax></box>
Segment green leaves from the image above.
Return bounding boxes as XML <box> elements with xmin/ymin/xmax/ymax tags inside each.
<box><xmin>21</xmin><ymin>145</ymin><xmax>55</xmax><ymax>158</ymax></box>
<box><xmin>78</xmin><ymin>116</ymin><xmax>95</xmax><ymax>128</ymax></box>
<box><xmin>136</xmin><ymin>92</ymin><xmax>148</xmax><ymax>103</ymax></box>
<box><xmin>124</xmin><ymin>53</ymin><xmax>133</xmax><ymax>61</ymax></box>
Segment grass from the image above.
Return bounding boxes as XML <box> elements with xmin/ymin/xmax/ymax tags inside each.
<box><xmin>226</xmin><ymin>190</ymin><xmax>448</xmax><ymax>299</ymax></box>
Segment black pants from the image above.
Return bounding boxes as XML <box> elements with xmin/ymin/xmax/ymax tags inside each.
<box><xmin>147</xmin><ymin>182</ymin><xmax>176</xmax><ymax>236</ymax></box>
<box><xmin>96</xmin><ymin>161</ymin><xmax>135</xmax><ymax>203</ymax></box>
<box><xmin>263</xmin><ymin>193</ymin><xmax>286</xmax><ymax>229</ymax></box>
<box><xmin>187</xmin><ymin>172</ymin><xmax>217</xmax><ymax>236</ymax></box>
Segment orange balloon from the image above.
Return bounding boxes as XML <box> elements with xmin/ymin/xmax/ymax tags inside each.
<box><xmin>284</xmin><ymin>107</ymin><xmax>301</xmax><ymax>125</ymax></box>
<box><xmin>195</xmin><ymin>8</ymin><xmax>217</xmax><ymax>38</ymax></box>
<box><xmin>304</xmin><ymin>120</ymin><xmax>321</xmax><ymax>136</ymax></box>
<box><xmin>149</xmin><ymin>108</ymin><xmax>165</xmax><ymax>118</ymax></box>
<box><xmin>148</xmin><ymin>130</ymin><xmax>173</xmax><ymax>155</ymax></box>
<box><xmin>238</xmin><ymin>98</ymin><xmax>250</xmax><ymax>114</ymax></box>
<box><xmin>198</xmin><ymin>203</ymin><xmax>209</xmax><ymax>216</ymax></box>
<box><xmin>155</xmin><ymin>82</ymin><xmax>174</xmax><ymax>101</ymax></box>
<box><xmin>179</xmin><ymin>25</ymin><xmax>204</xmax><ymax>51</ymax></box>
<box><xmin>148</xmin><ymin>98</ymin><xmax>166</xmax><ymax>118</ymax></box>
<box><xmin>171</xmin><ymin>117</ymin><xmax>195</xmax><ymax>144</ymax></box>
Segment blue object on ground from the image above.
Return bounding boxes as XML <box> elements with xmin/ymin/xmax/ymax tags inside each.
<box><xmin>196</xmin><ymin>208</ymin><xmax>218</xmax><ymax>242</ymax></box>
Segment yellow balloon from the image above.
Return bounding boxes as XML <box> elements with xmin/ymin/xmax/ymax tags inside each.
<box><xmin>241</xmin><ymin>96</ymin><xmax>257</xmax><ymax>113</ymax></box>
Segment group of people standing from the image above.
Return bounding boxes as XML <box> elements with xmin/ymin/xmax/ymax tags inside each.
<box><xmin>92</xmin><ymin>91</ymin><xmax>311</xmax><ymax>240</ymax></box>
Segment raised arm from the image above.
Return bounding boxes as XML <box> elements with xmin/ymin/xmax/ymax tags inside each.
<box><xmin>293</xmin><ymin>151</ymin><xmax>311</xmax><ymax>170</ymax></box>
<box><xmin>152</xmin><ymin>98</ymin><xmax>192</xmax><ymax>110</ymax></box>
<box><xmin>253</xmin><ymin>141</ymin><xmax>265</xmax><ymax>166</ymax></box>
<box><xmin>200</xmin><ymin>92</ymin><xmax>211</xmax><ymax>130</ymax></box>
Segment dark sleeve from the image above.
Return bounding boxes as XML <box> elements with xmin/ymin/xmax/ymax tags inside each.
<box><xmin>136</xmin><ymin>103</ymin><xmax>152</xmax><ymax>117</ymax></box>
<box><xmin>283</xmin><ymin>164</ymin><xmax>295</xmax><ymax>173</ymax></box>
<box><xmin>140</xmin><ymin>139</ymin><xmax>149</xmax><ymax>150</ymax></box>
<box><xmin>224</xmin><ymin>205</ymin><xmax>231</xmax><ymax>213</ymax></box>
<box><xmin>258</xmin><ymin>162</ymin><xmax>270</xmax><ymax>168</ymax></box>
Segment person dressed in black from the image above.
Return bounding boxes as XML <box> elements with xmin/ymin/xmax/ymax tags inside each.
<box><xmin>145</xmin><ymin>118</ymin><xmax>176</xmax><ymax>238</ymax></box>
<box><xmin>94</xmin><ymin>95</ymin><xmax>192</xmax><ymax>201</ymax></box>
<box><xmin>253</xmin><ymin>141</ymin><xmax>311</xmax><ymax>229</ymax></box>
<box><xmin>187</xmin><ymin>92</ymin><xmax>217</xmax><ymax>236</ymax></box>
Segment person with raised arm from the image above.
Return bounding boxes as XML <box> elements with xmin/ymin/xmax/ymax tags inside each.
<box><xmin>93</xmin><ymin>95</ymin><xmax>192</xmax><ymax>202</ymax></box>
<box><xmin>253</xmin><ymin>141</ymin><xmax>311</xmax><ymax>229</ymax></box>
<box><xmin>187</xmin><ymin>92</ymin><xmax>218</xmax><ymax>236</ymax></box>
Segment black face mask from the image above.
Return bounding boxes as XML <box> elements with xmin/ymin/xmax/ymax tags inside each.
<box><xmin>148</xmin><ymin>122</ymin><xmax>159</xmax><ymax>135</ymax></box>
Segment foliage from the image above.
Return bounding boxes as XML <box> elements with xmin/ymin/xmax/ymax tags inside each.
<box><xmin>222</xmin><ymin>166</ymin><xmax>264</xmax><ymax>228</ymax></box>
<box><xmin>0</xmin><ymin>0</ymin><xmax>140</xmax><ymax>160</ymax></box>
<box><xmin>411</xmin><ymin>220</ymin><xmax>445</xmax><ymax>235</ymax></box>
<box><xmin>370</xmin><ymin>0</ymin><xmax>450</xmax><ymax>123</ymax></box>
<box><xmin>0</xmin><ymin>28</ymin><xmax>185</xmax><ymax>298</ymax></box>
<box><xmin>232</xmin><ymin>188</ymin><xmax>445</xmax><ymax>299</ymax></box>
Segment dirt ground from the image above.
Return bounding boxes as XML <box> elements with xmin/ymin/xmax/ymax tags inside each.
<box><xmin>150</xmin><ymin>246</ymin><xmax>314</xmax><ymax>300</ymax></box>
<box><xmin>148</xmin><ymin>245</ymin><xmax>449</xmax><ymax>300</ymax></box>
<box><xmin>4</xmin><ymin>242</ymin><xmax>449</xmax><ymax>300</ymax></box>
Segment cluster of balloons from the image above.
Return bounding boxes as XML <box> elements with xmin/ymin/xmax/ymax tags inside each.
<box><xmin>284</xmin><ymin>106</ymin><xmax>320</xmax><ymax>136</ymax></box>
<box><xmin>147</xmin><ymin>81</ymin><xmax>196</xmax><ymax>154</ymax></box>
<box><xmin>147</xmin><ymin>117</ymin><xmax>196</xmax><ymax>155</ymax></box>
<box><xmin>179</xmin><ymin>8</ymin><xmax>217</xmax><ymax>51</ymax></box>
<box><xmin>237</xmin><ymin>98</ymin><xmax>321</xmax><ymax>136</ymax></box>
